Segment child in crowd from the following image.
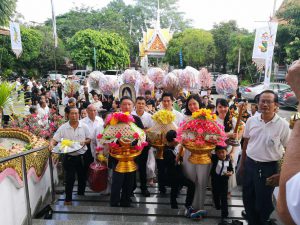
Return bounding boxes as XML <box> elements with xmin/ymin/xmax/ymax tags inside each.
<box><xmin>163</xmin><ymin>130</ymin><xmax>195</xmax><ymax>215</ymax></box>
<box><xmin>211</xmin><ymin>145</ymin><xmax>233</xmax><ymax>222</ymax></box>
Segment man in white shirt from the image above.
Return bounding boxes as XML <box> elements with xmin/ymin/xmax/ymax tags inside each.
<box><xmin>132</xmin><ymin>96</ymin><xmax>154</xmax><ymax>197</ymax></box>
<box><xmin>80</xmin><ymin>104</ymin><xmax>104</xmax><ymax>159</ymax></box>
<box><xmin>37</xmin><ymin>100</ymin><xmax>50</xmax><ymax>121</ymax></box>
<box><xmin>277</xmin><ymin>60</ymin><xmax>300</xmax><ymax>225</ymax></box>
<box><xmin>240</xmin><ymin>90</ymin><xmax>290</xmax><ymax>225</ymax></box>
<box><xmin>50</xmin><ymin>107</ymin><xmax>91</xmax><ymax>205</ymax></box>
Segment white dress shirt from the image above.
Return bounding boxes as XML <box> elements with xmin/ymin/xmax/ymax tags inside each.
<box><xmin>131</xmin><ymin>110</ymin><xmax>154</xmax><ymax>129</ymax></box>
<box><xmin>286</xmin><ymin>172</ymin><xmax>300</xmax><ymax>224</ymax></box>
<box><xmin>243</xmin><ymin>114</ymin><xmax>290</xmax><ymax>162</ymax></box>
<box><xmin>172</xmin><ymin>109</ymin><xmax>184</xmax><ymax>127</ymax></box>
<box><xmin>53</xmin><ymin>121</ymin><xmax>92</xmax><ymax>156</ymax></box>
<box><xmin>38</xmin><ymin>106</ymin><xmax>50</xmax><ymax>120</ymax></box>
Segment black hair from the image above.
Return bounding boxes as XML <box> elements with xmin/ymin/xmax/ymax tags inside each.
<box><xmin>136</xmin><ymin>96</ymin><xmax>146</xmax><ymax>102</ymax></box>
<box><xmin>120</xmin><ymin>96</ymin><xmax>133</xmax><ymax>104</ymax></box>
<box><xmin>258</xmin><ymin>90</ymin><xmax>278</xmax><ymax>103</ymax></box>
<box><xmin>229</xmin><ymin>104</ymin><xmax>237</xmax><ymax>111</ymax></box>
<box><xmin>166</xmin><ymin>130</ymin><xmax>177</xmax><ymax>143</ymax></box>
<box><xmin>185</xmin><ymin>94</ymin><xmax>202</xmax><ymax>116</ymax></box>
<box><xmin>251</xmin><ymin>103</ymin><xmax>258</xmax><ymax>111</ymax></box>
<box><xmin>161</xmin><ymin>92</ymin><xmax>174</xmax><ymax>101</ymax></box>
<box><xmin>215</xmin><ymin>145</ymin><xmax>227</xmax><ymax>152</ymax></box>
<box><xmin>145</xmin><ymin>90</ymin><xmax>151</xmax><ymax>95</ymax></box>
<box><xmin>29</xmin><ymin>106</ymin><xmax>37</xmax><ymax>114</ymax></box>
<box><xmin>216</xmin><ymin>98</ymin><xmax>232</xmax><ymax>132</ymax></box>
<box><xmin>69</xmin><ymin>106</ymin><xmax>79</xmax><ymax>112</ymax></box>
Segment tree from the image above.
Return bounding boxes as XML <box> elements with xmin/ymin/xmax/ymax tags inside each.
<box><xmin>68</xmin><ymin>29</ymin><xmax>130</xmax><ymax>70</ymax></box>
<box><xmin>0</xmin><ymin>0</ymin><xmax>17</xmax><ymax>26</ymax></box>
<box><xmin>165</xmin><ymin>28</ymin><xmax>215</xmax><ymax>68</ymax></box>
<box><xmin>212</xmin><ymin>20</ymin><xmax>246</xmax><ymax>73</ymax></box>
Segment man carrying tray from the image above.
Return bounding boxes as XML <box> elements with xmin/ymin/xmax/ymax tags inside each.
<box><xmin>50</xmin><ymin>107</ymin><xmax>92</xmax><ymax>205</ymax></box>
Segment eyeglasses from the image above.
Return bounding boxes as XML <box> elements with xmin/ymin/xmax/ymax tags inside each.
<box><xmin>259</xmin><ymin>100</ymin><xmax>275</xmax><ymax>105</ymax></box>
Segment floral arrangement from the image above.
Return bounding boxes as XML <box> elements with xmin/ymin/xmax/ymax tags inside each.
<box><xmin>179</xmin><ymin>66</ymin><xmax>201</xmax><ymax>92</ymax></box>
<box><xmin>162</xmin><ymin>72</ymin><xmax>180</xmax><ymax>95</ymax></box>
<box><xmin>8</xmin><ymin>109</ymin><xmax>64</xmax><ymax>139</ymax></box>
<box><xmin>97</xmin><ymin>112</ymin><xmax>147</xmax><ymax>151</ymax></box>
<box><xmin>122</xmin><ymin>69</ymin><xmax>140</xmax><ymax>85</ymax></box>
<box><xmin>135</xmin><ymin>75</ymin><xmax>155</xmax><ymax>95</ymax></box>
<box><xmin>176</xmin><ymin>108</ymin><xmax>227</xmax><ymax>146</ymax></box>
<box><xmin>152</xmin><ymin>110</ymin><xmax>176</xmax><ymax>125</ymax></box>
<box><xmin>148</xmin><ymin>67</ymin><xmax>165</xmax><ymax>88</ymax></box>
<box><xmin>199</xmin><ymin>68</ymin><xmax>212</xmax><ymax>89</ymax></box>
<box><xmin>99</xmin><ymin>75</ymin><xmax>120</xmax><ymax>95</ymax></box>
<box><xmin>64</xmin><ymin>80</ymin><xmax>80</xmax><ymax>96</ymax></box>
<box><xmin>88</xmin><ymin>71</ymin><xmax>104</xmax><ymax>90</ymax></box>
<box><xmin>215</xmin><ymin>74</ymin><xmax>238</xmax><ymax>95</ymax></box>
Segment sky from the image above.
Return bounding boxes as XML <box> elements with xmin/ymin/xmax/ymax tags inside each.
<box><xmin>16</xmin><ymin>0</ymin><xmax>284</xmax><ymax>31</ymax></box>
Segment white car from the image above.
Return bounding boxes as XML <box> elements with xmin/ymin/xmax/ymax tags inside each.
<box><xmin>242</xmin><ymin>82</ymin><xmax>290</xmax><ymax>102</ymax></box>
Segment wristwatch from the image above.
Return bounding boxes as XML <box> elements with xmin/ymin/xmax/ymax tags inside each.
<box><xmin>289</xmin><ymin>112</ymin><xmax>300</xmax><ymax>129</ymax></box>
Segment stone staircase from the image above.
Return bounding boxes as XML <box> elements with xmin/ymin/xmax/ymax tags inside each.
<box><xmin>33</xmin><ymin>184</ymin><xmax>282</xmax><ymax>225</ymax></box>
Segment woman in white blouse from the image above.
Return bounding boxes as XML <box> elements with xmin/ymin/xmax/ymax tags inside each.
<box><xmin>92</xmin><ymin>94</ymin><xmax>103</xmax><ymax>113</ymax></box>
<box><xmin>215</xmin><ymin>98</ymin><xmax>244</xmax><ymax>197</ymax></box>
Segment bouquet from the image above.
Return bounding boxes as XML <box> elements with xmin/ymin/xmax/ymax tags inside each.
<box><xmin>215</xmin><ymin>74</ymin><xmax>238</xmax><ymax>95</ymax></box>
<box><xmin>162</xmin><ymin>72</ymin><xmax>180</xmax><ymax>96</ymax></box>
<box><xmin>97</xmin><ymin>112</ymin><xmax>147</xmax><ymax>152</ymax></box>
<box><xmin>122</xmin><ymin>69</ymin><xmax>140</xmax><ymax>85</ymax></box>
<box><xmin>64</xmin><ymin>80</ymin><xmax>80</xmax><ymax>96</ymax></box>
<box><xmin>199</xmin><ymin>68</ymin><xmax>212</xmax><ymax>89</ymax></box>
<box><xmin>88</xmin><ymin>71</ymin><xmax>104</xmax><ymax>90</ymax></box>
<box><xmin>179</xmin><ymin>66</ymin><xmax>201</xmax><ymax>92</ymax></box>
<box><xmin>176</xmin><ymin>108</ymin><xmax>227</xmax><ymax>147</ymax></box>
<box><xmin>99</xmin><ymin>75</ymin><xmax>120</xmax><ymax>95</ymax></box>
<box><xmin>135</xmin><ymin>75</ymin><xmax>155</xmax><ymax>95</ymax></box>
<box><xmin>148</xmin><ymin>68</ymin><xmax>165</xmax><ymax>88</ymax></box>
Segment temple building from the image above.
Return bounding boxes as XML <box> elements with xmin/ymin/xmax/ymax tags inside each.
<box><xmin>139</xmin><ymin>0</ymin><xmax>173</xmax><ymax>69</ymax></box>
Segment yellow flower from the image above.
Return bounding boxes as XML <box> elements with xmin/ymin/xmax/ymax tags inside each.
<box><xmin>152</xmin><ymin>110</ymin><xmax>176</xmax><ymax>124</ymax></box>
<box><xmin>61</xmin><ymin>139</ymin><xmax>73</xmax><ymax>148</ymax></box>
<box><xmin>110</xmin><ymin>117</ymin><xmax>118</xmax><ymax>125</ymax></box>
<box><xmin>192</xmin><ymin>109</ymin><xmax>216</xmax><ymax>121</ymax></box>
<box><xmin>124</xmin><ymin>112</ymin><xmax>130</xmax><ymax>116</ymax></box>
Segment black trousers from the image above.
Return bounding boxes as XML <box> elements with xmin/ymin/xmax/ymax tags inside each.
<box><xmin>211</xmin><ymin>176</ymin><xmax>229</xmax><ymax>218</ymax></box>
<box><xmin>170</xmin><ymin>177</ymin><xmax>195</xmax><ymax>207</ymax></box>
<box><xmin>110</xmin><ymin>171</ymin><xmax>135</xmax><ymax>205</ymax></box>
<box><xmin>242</xmin><ymin>157</ymin><xmax>278</xmax><ymax>225</ymax></box>
<box><xmin>136</xmin><ymin>146</ymin><xmax>149</xmax><ymax>191</ymax></box>
<box><xmin>156</xmin><ymin>158</ymin><xmax>166</xmax><ymax>192</ymax></box>
<box><xmin>63</xmin><ymin>153</ymin><xmax>87</xmax><ymax>202</ymax></box>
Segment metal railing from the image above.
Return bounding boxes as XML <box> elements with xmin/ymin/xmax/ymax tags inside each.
<box><xmin>0</xmin><ymin>146</ymin><xmax>55</xmax><ymax>225</ymax></box>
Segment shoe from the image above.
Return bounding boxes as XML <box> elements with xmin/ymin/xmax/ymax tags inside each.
<box><xmin>185</xmin><ymin>206</ymin><xmax>195</xmax><ymax>218</ymax></box>
<box><xmin>159</xmin><ymin>188</ymin><xmax>166</xmax><ymax>194</ymax></box>
<box><xmin>110</xmin><ymin>203</ymin><xmax>119</xmax><ymax>207</ymax></box>
<box><xmin>120</xmin><ymin>202</ymin><xmax>132</xmax><ymax>207</ymax></box>
<box><xmin>64</xmin><ymin>201</ymin><xmax>72</xmax><ymax>206</ymax></box>
<box><xmin>77</xmin><ymin>192</ymin><xmax>84</xmax><ymax>196</ymax></box>
<box><xmin>141</xmin><ymin>189</ymin><xmax>150</xmax><ymax>197</ymax></box>
<box><xmin>191</xmin><ymin>210</ymin><xmax>208</xmax><ymax>219</ymax></box>
<box><xmin>241</xmin><ymin>210</ymin><xmax>247</xmax><ymax>219</ymax></box>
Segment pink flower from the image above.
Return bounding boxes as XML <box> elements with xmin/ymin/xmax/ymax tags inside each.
<box><xmin>97</xmin><ymin>133</ymin><xmax>103</xmax><ymax>139</ymax></box>
<box><xmin>133</xmin><ymin>132</ymin><xmax>139</xmax><ymax>139</ymax></box>
<box><xmin>134</xmin><ymin>145</ymin><xmax>143</xmax><ymax>151</ymax></box>
<box><xmin>115</xmin><ymin>132</ymin><xmax>122</xmax><ymax>139</ymax></box>
<box><xmin>141</xmin><ymin>142</ymin><xmax>148</xmax><ymax>147</ymax></box>
<box><xmin>109</xmin><ymin>143</ymin><xmax>119</xmax><ymax>148</ymax></box>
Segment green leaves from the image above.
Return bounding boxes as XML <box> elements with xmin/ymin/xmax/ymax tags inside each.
<box><xmin>0</xmin><ymin>0</ymin><xmax>17</xmax><ymax>26</ymax></box>
<box><xmin>165</xmin><ymin>28</ymin><xmax>215</xmax><ymax>68</ymax></box>
<box><xmin>68</xmin><ymin>29</ymin><xmax>130</xmax><ymax>70</ymax></box>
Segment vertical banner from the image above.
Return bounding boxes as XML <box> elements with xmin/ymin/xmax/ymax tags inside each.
<box><xmin>252</xmin><ymin>22</ymin><xmax>278</xmax><ymax>88</ymax></box>
<box><xmin>50</xmin><ymin>0</ymin><xmax>58</xmax><ymax>48</ymax></box>
<box><xmin>9</xmin><ymin>22</ymin><xmax>22</xmax><ymax>58</ymax></box>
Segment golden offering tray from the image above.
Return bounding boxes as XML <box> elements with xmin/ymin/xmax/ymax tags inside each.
<box><xmin>0</xmin><ymin>128</ymin><xmax>49</xmax><ymax>179</ymax></box>
<box><xmin>183</xmin><ymin>142</ymin><xmax>215</xmax><ymax>164</ymax></box>
<box><xmin>109</xmin><ymin>140</ymin><xmax>142</xmax><ymax>173</ymax></box>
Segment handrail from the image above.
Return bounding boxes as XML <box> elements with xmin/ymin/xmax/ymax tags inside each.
<box><xmin>0</xmin><ymin>145</ymin><xmax>48</xmax><ymax>164</ymax></box>
<box><xmin>0</xmin><ymin>144</ymin><xmax>55</xmax><ymax>225</ymax></box>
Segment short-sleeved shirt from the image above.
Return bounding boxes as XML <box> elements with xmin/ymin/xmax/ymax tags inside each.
<box><xmin>172</xmin><ymin>109</ymin><xmax>184</xmax><ymax>127</ymax></box>
<box><xmin>243</xmin><ymin>114</ymin><xmax>290</xmax><ymax>162</ymax></box>
<box><xmin>53</xmin><ymin>121</ymin><xmax>92</xmax><ymax>156</ymax></box>
<box><xmin>131</xmin><ymin>111</ymin><xmax>154</xmax><ymax>129</ymax></box>
<box><xmin>286</xmin><ymin>172</ymin><xmax>300</xmax><ymax>224</ymax></box>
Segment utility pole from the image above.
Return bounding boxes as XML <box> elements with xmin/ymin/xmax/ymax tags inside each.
<box><xmin>237</xmin><ymin>48</ymin><xmax>241</xmax><ymax>74</ymax></box>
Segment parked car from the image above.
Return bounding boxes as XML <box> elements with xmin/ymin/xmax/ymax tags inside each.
<box><xmin>103</xmin><ymin>70</ymin><xmax>123</xmax><ymax>76</ymax></box>
<box><xmin>242</xmin><ymin>82</ymin><xmax>290</xmax><ymax>102</ymax></box>
<box><xmin>278</xmin><ymin>88</ymin><xmax>298</xmax><ymax>109</ymax></box>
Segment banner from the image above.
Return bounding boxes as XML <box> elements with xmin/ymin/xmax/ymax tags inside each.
<box><xmin>252</xmin><ymin>22</ymin><xmax>278</xmax><ymax>88</ymax></box>
<box><xmin>51</xmin><ymin>0</ymin><xmax>58</xmax><ymax>48</ymax></box>
<box><xmin>9</xmin><ymin>22</ymin><xmax>22</xmax><ymax>58</ymax></box>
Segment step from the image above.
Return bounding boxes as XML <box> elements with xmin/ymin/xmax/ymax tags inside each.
<box><xmin>33</xmin><ymin>218</ymin><xmax>229</xmax><ymax>225</ymax></box>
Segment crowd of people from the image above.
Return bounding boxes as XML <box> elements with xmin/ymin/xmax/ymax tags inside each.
<box><xmin>5</xmin><ymin>62</ymin><xmax>300</xmax><ymax>225</ymax></box>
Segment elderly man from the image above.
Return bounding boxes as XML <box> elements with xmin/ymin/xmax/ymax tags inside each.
<box><xmin>50</xmin><ymin>107</ymin><xmax>92</xmax><ymax>205</ymax></box>
<box><xmin>278</xmin><ymin>60</ymin><xmax>300</xmax><ymax>225</ymax></box>
<box><xmin>241</xmin><ymin>90</ymin><xmax>290</xmax><ymax>225</ymax></box>
<box><xmin>109</xmin><ymin>96</ymin><xmax>145</xmax><ymax>207</ymax></box>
